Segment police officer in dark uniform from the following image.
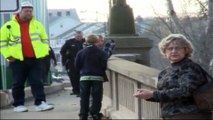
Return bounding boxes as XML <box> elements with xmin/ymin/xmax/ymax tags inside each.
<box><xmin>60</xmin><ymin>31</ymin><xmax>85</xmax><ymax>97</ymax></box>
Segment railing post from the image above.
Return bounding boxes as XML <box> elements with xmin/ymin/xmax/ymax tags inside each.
<box><xmin>112</xmin><ymin>71</ymin><xmax>119</xmax><ymax>110</ymax></box>
<box><xmin>109</xmin><ymin>70</ymin><xmax>113</xmax><ymax>99</ymax></box>
<box><xmin>137</xmin><ymin>82</ymin><xmax>142</xmax><ymax>119</ymax></box>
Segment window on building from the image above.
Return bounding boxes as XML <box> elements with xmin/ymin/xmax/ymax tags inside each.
<box><xmin>49</xmin><ymin>13</ymin><xmax>52</xmax><ymax>17</ymax></box>
<box><xmin>57</xmin><ymin>12</ymin><xmax>62</xmax><ymax>16</ymax></box>
<box><xmin>66</xmin><ymin>11</ymin><xmax>70</xmax><ymax>16</ymax></box>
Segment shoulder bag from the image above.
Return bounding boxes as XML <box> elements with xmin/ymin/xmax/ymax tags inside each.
<box><xmin>193</xmin><ymin>66</ymin><xmax>213</xmax><ymax>112</ymax></box>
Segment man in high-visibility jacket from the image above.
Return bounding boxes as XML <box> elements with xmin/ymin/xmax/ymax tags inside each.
<box><xmin>0</xmin><ymin>1</ymin><xmax>54</xmax><ymax>112</ymax></box>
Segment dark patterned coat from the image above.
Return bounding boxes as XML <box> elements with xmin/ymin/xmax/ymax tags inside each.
<box><xmin>152</xmin><ymin>58</ymin><xmax>207</xmax><ymax>117</ymax></box>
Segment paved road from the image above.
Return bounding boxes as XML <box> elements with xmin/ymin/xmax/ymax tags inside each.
<box><xmin>0</xmin><ymin>87</ymin><xmax>80</xmax><ymax>119</ymax></box>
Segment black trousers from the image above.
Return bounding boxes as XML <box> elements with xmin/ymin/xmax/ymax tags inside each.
<box><xmin>41</xmin><ymin>57</ymin><xmax>50</xmax><ymax>84</ymax></box>
<box><xmin>9</xmin><ymin>58</ymin><xmax>46</xmax><ymax>106</ymax></box>
<box><xmin>79</xmin><ymin>81</ymin><xmax>103</xmax><ymax>118</ymax></box>
<box><xmin>67</xmin><ymin>67</ymin><xmax>80</xmax><ymax>94</ymax></box>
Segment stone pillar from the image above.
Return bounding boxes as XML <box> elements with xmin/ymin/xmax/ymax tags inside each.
<box><xmin>109</xmin><ymin>0</ymin><xmax>135</xmax><ymax>35</ymax></box>
<box><xmin>106</xmin><ymin>36</ymin><xmax>153</xmax><ymax>66</ymax></box>
<box><xmin>107</xmin><ymin>0</ymin><xmax>153</xmax><ymax>66</ymax></box>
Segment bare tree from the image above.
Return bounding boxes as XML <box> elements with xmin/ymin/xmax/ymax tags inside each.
<box><xmin>144</xmin><ymin>0</ymin><xmax>213</xmax><ymax>74</ymax></box>
<box><xmin>206</xmin><ymin>0</ymin><xmax>213</xmax><ymax>35</ymax></box>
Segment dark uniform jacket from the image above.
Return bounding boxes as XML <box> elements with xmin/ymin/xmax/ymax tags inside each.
<box><xmin>60</xmin><ymin>38</ymin><xmax>84</xmax><ymax>70</ymax></box>
<box><xmin>151</xmin><ymin>58</ymin><xmax>207</xmax><ymax>117</ymax></box>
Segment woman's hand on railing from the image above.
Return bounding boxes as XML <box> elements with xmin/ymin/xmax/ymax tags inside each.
<box><xmin>133</xmin><ymin>89</ymin><xmax>154</xmax><ymax>100</ymax></box>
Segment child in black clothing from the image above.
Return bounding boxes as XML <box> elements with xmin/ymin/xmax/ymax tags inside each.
<box><xmin>75</xmin><ymin>34</ymin><xmax>108</xmax><ymax>120</ymax></box>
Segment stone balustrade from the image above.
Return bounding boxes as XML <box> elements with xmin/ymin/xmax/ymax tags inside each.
<box><xmin>102</xmin><ymin>56</ymin><xmax>161</xmax><ymax>119</ymax></box>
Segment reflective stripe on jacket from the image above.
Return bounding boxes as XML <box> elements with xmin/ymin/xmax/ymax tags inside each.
<box><xmin>0</xmin><ymin>16</ymin><xmax>49</xmax><ymax>61</ymax></box>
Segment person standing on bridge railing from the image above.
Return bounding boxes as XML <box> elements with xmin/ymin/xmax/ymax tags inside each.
<box><xmin>0</xmin><ymin>1</ymin><xmax>54</xmax><ymax>112</ymax></box>
<box><xmin>75</xmin><ymin>34</ymin><xmax>108</xmax><ymax>120</ymax></box>
<box><xmin>133</xmin><ymin>34</ymin><xmax>211</xmax><ymax>119</ymax></box>
<box><xmin>60</xmin><ymin>31</ymin><xmax>85</xmax><ymax>97</ymax></box>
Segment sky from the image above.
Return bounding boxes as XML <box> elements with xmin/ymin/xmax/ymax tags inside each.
<box><xmin>47</xmin><ymin>0</ymin><xmax>200</xmax><ymax>22</ymax></box>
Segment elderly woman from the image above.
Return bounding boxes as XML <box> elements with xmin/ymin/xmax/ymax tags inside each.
<box><xmin>133</xmin><ymin>34</ymin><xmax>211</xmax><ymax>119</ymax></box>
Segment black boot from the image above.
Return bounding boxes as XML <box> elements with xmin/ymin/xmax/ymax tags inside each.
<box><xmin>91</xmin><ymin>113</ymin><xmax>103</xmax><ymax>120</ymax></box>
<box><xmin>79</xmin><ymin>116</ymin><xmax>88</xmax><ymax>120</ymax></box>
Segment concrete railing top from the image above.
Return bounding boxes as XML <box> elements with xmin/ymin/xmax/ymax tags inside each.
<box><xmin>107</xmin><ymin>56</ymin><xmax>160</xmax><ymax>88</ymax></box>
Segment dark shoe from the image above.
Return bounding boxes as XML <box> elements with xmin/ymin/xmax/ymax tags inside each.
<box><xmin>70</xmin><ymin>93</ymin><xmax>76</xmax><ymax>95</ymax></box>
<box><xmin>70</xmin><ymin>92</ymin><xmax>80</xmax><ymax>95</ymax></box>
<box><xmin>79</xmin><ymin>117</ymin><xmax>88</xmax><ymax>120</ymax></box>
<box><xmin>43</xmin><ymin>83</ymin><xmax>49</xmax><ymax>86</ymax></box>
<box><xmin>76</xmin><ymin>94</ymin><xmax>80</xmax><ymax>97</ymax></box>
<box><xmin>91</xmin><ymin>113</ymin><xmax>103</xmax><ymax>120</ymax></box>
<box><xmin>79</xmin><ymin>115</ymin><xmax>88</xmax><ymax>120</ymax></box>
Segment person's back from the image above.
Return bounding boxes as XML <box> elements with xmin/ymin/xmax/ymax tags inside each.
<box><xmin>76</xmin><ymin>45</ymin><xmax>108</xmax><ymax>77</ymax></box>
<box><xmin>75</xmin><ymin>34</ymin><xmax>108</xmax><ymax>120</ymax></box>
